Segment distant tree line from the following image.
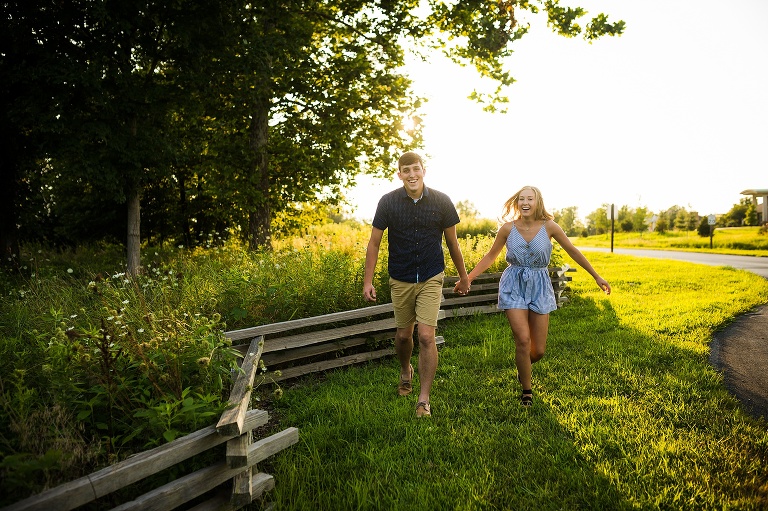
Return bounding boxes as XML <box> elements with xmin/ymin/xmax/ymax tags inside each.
<box><xmin>1</xmin><ymin>1</ymin><xmax>623</xmax><ymax>274</ymax></box>
<box><xmin>550</xmin><ymin>198</ymin><xmax>761</xmax><ymax>238</ymax></box>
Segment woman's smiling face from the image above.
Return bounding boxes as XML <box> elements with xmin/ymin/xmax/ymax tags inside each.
<box><xmin>517</xmin><ymin>187</ymin><xmax>536</xmax><ymax>217</ymax></box>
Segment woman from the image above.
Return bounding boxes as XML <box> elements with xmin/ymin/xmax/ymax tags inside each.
<box><xmin>454</xmin><ymin>186</ymin><xmax>610</xmax><ymax>406</ymax></box>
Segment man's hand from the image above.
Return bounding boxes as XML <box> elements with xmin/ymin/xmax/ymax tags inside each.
<box><xmin>363</xmin><ymin>283</ymin><xmax>377</xmax><ymax>302</ymax></box>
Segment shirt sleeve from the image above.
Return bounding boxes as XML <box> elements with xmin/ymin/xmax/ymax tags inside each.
<box><xmin>442</xmin><ymin>194</ymin><xmax>460</xmax><ymax>228</ymax></box>
<box><xmin>371</xmin><ymin>195</ymin><xmax>389</xmax><ymax>231</ymax></box>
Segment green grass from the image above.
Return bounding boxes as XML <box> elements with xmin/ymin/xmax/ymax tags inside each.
<box><xmin>258</xmin><ymin>253</ymin><xmax>768</xmax><ymax>510</ymax></box>
<box><xmin>573</xmin><ymin>226</ymin><xmax>768</xmax><ymax>256</ymax></box>
<box><xmin>2</xmin><ymin>229</ymin><xmax>768</xmax><ymax>509</ymax></box>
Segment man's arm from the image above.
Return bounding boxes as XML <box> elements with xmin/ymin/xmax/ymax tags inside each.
<box><xmin>443</xmin><ymin>225</ymin><xmax>470</xmax><ymax>292</ymax></box>
<box><xmin>363</xmin><ymin>227</ymin><xmax>385</xmax><ymax>302</ymax></box>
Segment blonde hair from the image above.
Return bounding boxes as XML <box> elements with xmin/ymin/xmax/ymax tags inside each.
<box><xmin>500</xmin><ymin>186</ymin><xmax>554</xmax><ymax>223</ymax></box>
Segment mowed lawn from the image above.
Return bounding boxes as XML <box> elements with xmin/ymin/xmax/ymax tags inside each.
<box><xmin>256</xmin><ymin>253</ymin><xmax>768</xmax><ymax>511</ymax></box>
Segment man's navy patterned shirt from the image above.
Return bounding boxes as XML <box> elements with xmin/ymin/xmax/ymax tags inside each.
<box><xmin>372</xmin><ymin>186</ymin><xmax>460</xmax><ymax>283</ymax></box>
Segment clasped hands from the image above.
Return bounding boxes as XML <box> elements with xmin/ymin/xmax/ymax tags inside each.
<box><xmin>453</xmin><ymin>278</ymin><xmax>471</xmax><ymax>296</ymax></box>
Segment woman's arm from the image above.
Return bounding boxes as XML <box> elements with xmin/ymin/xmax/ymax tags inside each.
<box><xmin>453</xmin><ymin>222</ymin><xmax>512</xmax><ymax>294</ymax></box>
<box><xmin>547</xmin><ymin>220</ymin><xmax>611</xmax><ymax>294</ymax></box>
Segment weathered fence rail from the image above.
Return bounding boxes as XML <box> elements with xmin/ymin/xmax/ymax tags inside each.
<box><xmin>4</xmin><ymin>336</ymin><xmax>298</xmax><ymax>511</ymax></box>
<box><xmin>4</xmin><ymin>267</ymin><xmax>572</xmax><ymax>510</ymax></box>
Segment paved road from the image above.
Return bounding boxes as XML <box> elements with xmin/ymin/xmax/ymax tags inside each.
<box><xmin>576</xmin><ymin>246</ymin><xmax>768</xmax><ymax>421</ymax></box>
<box><xmin>574</xmin><ymin>246</ymin><xmax>768</xmax><ymax>278</ymax></box>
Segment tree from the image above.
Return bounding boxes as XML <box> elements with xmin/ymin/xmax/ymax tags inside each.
<box><xmin>674</xmin><ymin>209</ymin><xmax>689</xmax><ymax>231</ymax></box>
<box><xmin>697</xmin><ymin>216</ymin><xmax>711</xmax><ymax>237</ymax></box>
<box><xmin>686</xmin><ymin>211</ymin><xmax>699</xmax><ymax>231</ymax></box>
<box><xmin>2</xmin><ymin>1</ymin><xmax>625</xmax><ymax>266</ymax></box>
<box><xmin>655</xmin><ymin>215</ymin><xmax>668</xmax><ymax>234</ymax></box>
<box><xmin>585</xmin><ymin>204</ymin><xmax>611</xmax><ymax>235</ymax></box>
<box><xmin>554</xmin><ymin>206</ymin><xmax>581</xmax><ymax>236</ymax></box>
<box><xmin>724</xmin><ymin>199</ymin><xmax>750</xmax><ymax>227</ymax></box>
<box><xmin>2</xmin><ymin>0</ymin><xmax>237</xmax><ymax>274</ymax></box>
<box><xmin>663</xmin><ymin>205</ymin><xmax>682</xmax><ymax>231</ymax></box>
<box><xmin>632</xmin><ymin>206</ymin><xmax>649</xmax><ymax>233</ymax></box>
<box><xmin>456</xmin><ymin>200</ymin><xmax>480</xmax><ymax>220</ymax></box>
<box><xmin>745</xmin><ymin>202</ymin><xmax>758</xmax><ymax>226</ymax></box>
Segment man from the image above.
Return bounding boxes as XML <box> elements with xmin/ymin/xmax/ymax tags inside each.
<box><xmin>363</xmin><ymin>151</ymin><xmax>470</xmax><ymax>418</ymax></box>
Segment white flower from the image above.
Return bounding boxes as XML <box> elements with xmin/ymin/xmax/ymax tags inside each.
<box><xmin>67</xmin><ymin>268</ymin><xmax>74</xmax><ymax>274</ymax></box>
<box><xmin>137</xmin><ymin>328</ymin><xmax>144</xmax><ymax>333</ymax></box>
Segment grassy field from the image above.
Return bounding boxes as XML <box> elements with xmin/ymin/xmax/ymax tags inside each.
<box><xmin>572</xmin><ymin>226</ymin><xmax>768</xmax><ymax>257</ymax></box>
<box><xmin>256</xmin><ymin>251</ymin><xmax>768</xmax><ymax>511</ymax></box>
<box><xmin>1</xmin><ymin>226</ymin><xmax>768</xmax><ymax>509</ymax></box>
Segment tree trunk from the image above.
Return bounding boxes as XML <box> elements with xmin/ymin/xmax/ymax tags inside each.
<box><xmin>126</xmin><ymin>189</ymin><xmax>141</xmax><ymax>276</ymax></box>
<box><xmin>247</xmin><ymin>95</ymin><xmax>271</xmax><ymax>251</ymax></box>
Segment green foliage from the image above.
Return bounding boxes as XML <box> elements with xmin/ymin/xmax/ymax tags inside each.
<box><xmin>723</xmin><ymin>198</ymin><xmax>751</xmax><ymax>227</ymax></box>
<box><xmin>698</xmin><ymin>217</ymin><xmax>712</xmax><ymax>237</ymax></box>
<box><xmin>456</xmin><ymin>218</ymin><xmax>497</xmax><ymax>239</ymax></box>
<box><xmin>554</xmin><ymin>206</ymin><xmax>583</xmax><ymax>236</ymax></box>
<box><xmin>3</xmin><ymin>1</ymin><xmax>625</xmax><ymax>264</ymax></box>
<box><xmin>455</xmin><ymin>200</ymin><xmax>480</xmax><ymax>220</ymax></box>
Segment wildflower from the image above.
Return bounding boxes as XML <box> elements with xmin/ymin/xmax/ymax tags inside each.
<box><xmin>272</xmin><ymin>388</ymin><xmax>284</xmax><ymax>400</ymax></box>
<box><xmin>197</xmin><ymin>357</ymin><xmax>211</xmax><ymax>368</ymax></box>
<box><xmin>67</xmin><ymin>268</ymin><xmax>74</xmax><ymax>274</ymax></box>
<box><xmin>138</xmin><ymin>328</ymin><xmax>144</xmax><ymax>333</ymax></box>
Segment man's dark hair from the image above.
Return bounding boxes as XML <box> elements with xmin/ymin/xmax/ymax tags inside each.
<box><xmin>398</xmin><ymin>151</ymin><xmax>424</xmax><ymax>170</ymax></box>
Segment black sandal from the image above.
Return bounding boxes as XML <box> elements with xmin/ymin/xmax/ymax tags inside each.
<box><xmin>521</xmin><ymin>390</ymin><xmax>533</xmax><ymax>407</ymax></box>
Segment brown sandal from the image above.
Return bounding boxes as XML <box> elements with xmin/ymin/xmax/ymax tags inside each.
<box><xmin>415</xmin><ymin>401</ymin><xmax>431</xmax><ymax>418</ymax></box>
<box><xmin>398</xmin><ymin>364</ymin><xmax>414</xmax><ymax>396</ymax></box>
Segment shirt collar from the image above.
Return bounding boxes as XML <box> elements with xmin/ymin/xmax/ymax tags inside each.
<box><xmin>398</xmin><ymin>186</ymin><xmax>430</xmax><ymax>201</ymax></box>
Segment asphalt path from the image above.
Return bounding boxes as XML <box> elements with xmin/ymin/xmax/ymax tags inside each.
<box><xmin>576</xmin><ymin>246</ymin><xmax>768</xmax><ymax>421</ymax></box>
<box><xmin>573</xmin><ymin>246</ymin><xmax>768</xmax><ymax>278</ymax></box>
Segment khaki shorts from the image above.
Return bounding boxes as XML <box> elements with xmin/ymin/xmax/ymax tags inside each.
<box><xmin>389</xmin><ymin>272</ymin><xmax>445</xmax><ymax>328</ymax></box>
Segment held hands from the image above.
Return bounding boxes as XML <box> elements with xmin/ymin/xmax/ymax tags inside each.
<box><xmin>453</xmin><ymin>278</ymin><xmax>471</xmax><ymax>296</ymax></box>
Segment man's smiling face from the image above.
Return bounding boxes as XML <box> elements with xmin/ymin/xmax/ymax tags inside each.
<box><xmin>398</xmin><ymin>161</ymin><xmax>425</xmax><ymax>198</ymax></box>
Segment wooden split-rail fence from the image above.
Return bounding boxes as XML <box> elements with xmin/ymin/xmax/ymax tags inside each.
<box><xmin>226</xmin><ymin>266</ymin><xmax>574</xmax><ymax>382</ymax></box>
<box><xmin>4</xmin><ymin>267</ymin><xmax>572</xmax><ymax>511</ymax></box>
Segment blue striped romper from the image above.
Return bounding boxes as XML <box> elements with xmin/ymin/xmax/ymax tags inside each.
<box><xmin>497</xmin><ymin>223</ymin><xmax>557</xmax><ymax>314</ymax></box>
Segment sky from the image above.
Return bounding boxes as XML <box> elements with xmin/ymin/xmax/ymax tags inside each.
<box><xmin>346</xmin><ymin>0</ymin><xmax>768</xmax><ymax>223</ymax></box>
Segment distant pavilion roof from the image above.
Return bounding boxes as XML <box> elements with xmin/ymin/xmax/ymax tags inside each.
<box><xmin>740</xmin><ymin>189</ymin><xmax>768</xmax><ymax>224</ymax></box>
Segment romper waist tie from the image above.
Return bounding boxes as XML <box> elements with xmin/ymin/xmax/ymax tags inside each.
<box><xmin>509</xmin><ymin>265</ymin><xmax>549</xmax><ymax>304</ymax></box>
